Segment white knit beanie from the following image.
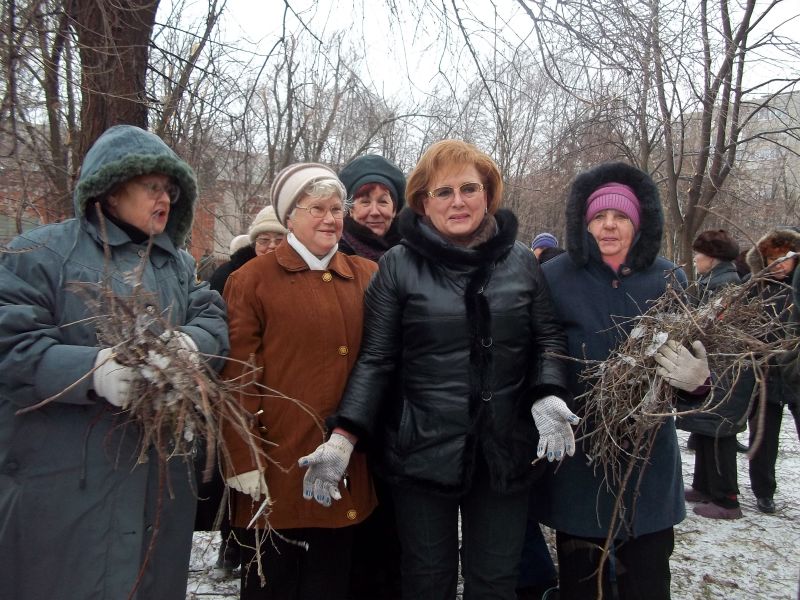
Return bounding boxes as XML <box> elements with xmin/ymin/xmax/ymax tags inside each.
<box><xmin>270</xmin><ymin>163</ymin><xmax>344</xmax><ymax>226</ymax></box>
<box><xmin>247</xmin><ymin>205</ymin><xmax>287</xmax><ymax>242</ymax></box>
<box><xmin>229</xmin><ymin>234</ymin><xmax>252</xmax><ymax>254</ymax></box>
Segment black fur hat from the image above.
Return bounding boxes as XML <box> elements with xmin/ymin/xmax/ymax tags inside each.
<box><xmin>692</xmin><ymin>229</ymin><xmax>739</xmax><ymax>261</ymax></box>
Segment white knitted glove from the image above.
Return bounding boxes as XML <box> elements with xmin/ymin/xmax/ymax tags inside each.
<box><xmin>298</xmin><ymin>433</ymin><xmax>354</xmax><ymax>507</ymax></box>
<box><xmin>226</xmin><ymin>469</ymin><xmax>270</xmax><ymax>501</ymax></box>
<box><xmin>161</xmin><ymin>330</ymin><xmax>200</xmax><ymax>365</ymax></box>
<box><xmin>93</xmin><ymin>348</ymin><xmax>135</xmax><ymax>408</ymax></box>
<box><xmin>654</xmin><ymin>340</ymin><xmax>710</xmax><ymax>392</ymax></box>
<box><xmin>531</xmin><ymin>395</ymin><xmax>580</xmax><ymax>462</ymax></box>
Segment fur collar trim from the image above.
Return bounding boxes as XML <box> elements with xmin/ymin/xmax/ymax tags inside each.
<box><xmin>398</xmin><ymin>207</ymin><xmax>518</xmax><ymax>267</ymax></box>
<box><xmin>746</xmin><ymin>227</ymin><xmax>800</xmax><ymax>274</ymax></box>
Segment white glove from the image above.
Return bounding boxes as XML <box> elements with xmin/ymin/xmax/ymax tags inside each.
<box><xmin>654</xmin><ymin>340</ymin><xmax>710</xmax><ymax>392</ymax></box>
<box><xmin>93</xmin><ymin>348</ymin><xmax>136</xmax><ymax>408</ymax></box>
<box><xmin>160</xmin><ymin>330</ymin><xmax>200</xmax><ymax>365</ymax></box>
<box><xmin>226</xmin><ymin>469</ymin><xmax>270</xmax><ymax>501</ymax></box>
<box><xmin>298</xmin><ymin>432</ymin><xmax>354</xmax><ymax>507</ymax></box>
<box><xmin>531</xmin><ymin>395</ymin><xmax>580</xmax><ymax>462</ymax></box>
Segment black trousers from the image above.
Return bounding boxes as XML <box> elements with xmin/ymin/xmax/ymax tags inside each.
<box><xmin>556</xmin><ymin>527</ymin><xmax>674</xmax><ymax>600</ymax></box>
<box><xmin>348</xmin><ymin>477</ymin><xmax>402</xmax><ymax>600</ymax></box>
<box><xmin>692</xmin><ymin>434</ymin><xmax>740</xmax><ymax>508</ymax></box>
<box><xmin>748</xmin><ymin>402</ymin><xmax>800</xmax><ymax>499</ymax></box>
<box><xmin>391</xmin><ymin>467</ymin><xmax>529</xmax><ymax>600</ymax></box>
<box><xmin>238</xmin><ymin>526</ymin><xmax>354</xmax><ymax>600</ymax></box>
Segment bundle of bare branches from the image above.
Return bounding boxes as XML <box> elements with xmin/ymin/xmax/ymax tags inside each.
<box><xmin>577</xmin><ymin>273</ymin><xmax>798</xmax><ymax>490</ymax></box>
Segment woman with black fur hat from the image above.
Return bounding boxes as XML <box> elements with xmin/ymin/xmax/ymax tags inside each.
<box><xmin>313</xmin><ymin>139</ymin><xmax>572</xmax><ymax>599</ymax></box>
<box><xmin>744</xmin><ymin>227</ymin><xmax>800</xmax><ymax>514</ymax></box>
<box><xmin>533</xmin><ymin>162</ymin><xmax>711</xmax><ymax>599</ymax></box>
<box><xmin>679</xmin><ymin>230</ymin><xmax>748</xmax><ymax>519</ymax></box>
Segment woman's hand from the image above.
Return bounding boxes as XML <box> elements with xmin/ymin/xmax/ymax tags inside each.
<box><xmin>531</xmin><ymin>395</ymin><xmax>580</xmax><ymax>461</ymax></box>
<box><xmin>654</xmin><ymin>340</ymin><xmax>710</xmax><ymax>393</ymax></box>
<box><xmin>298</xmin><ymin>432</ymin><xmax>355</xmax><ymax>507</ymax></box>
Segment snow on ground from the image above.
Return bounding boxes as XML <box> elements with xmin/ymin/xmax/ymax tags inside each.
<box><xmin>186</xmin><ymin>415</ymin><xmax>800</xmax><ymax>599</ymax></box>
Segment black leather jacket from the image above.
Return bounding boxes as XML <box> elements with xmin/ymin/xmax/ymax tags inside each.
<box><xmin>334</xmin><ymin>208</ymin><xmax>568</xmax><ymax>495</ymax></box>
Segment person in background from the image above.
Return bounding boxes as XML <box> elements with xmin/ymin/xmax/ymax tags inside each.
<box><xmin>679</xmin><ymin>229</ymin><xmax>748</xmax><ymax>519</ymax></box>
<box><xmin>517</xmin><ymin>248</ymin><xmax>565</xmax><ymax>600</ymax></box>
<box><xmin>0</xmin><ymin>124</ymin><xmax>229</xmax><ymax>599</ymax></box>
<box><xmin>199</xmin><ymin>206</ymin><xmax>287</xmax><ymax>580</ymax></box>
<box><xmin>198</xmin><ymin>248</ymin><xmax>218</xmax><ymax>281</ymax></box>
<box><xmin>337</xmin><ymin>154</ymin><xmax>405</xmax><ymax>262</ymax></box>
<box><xmin>530</xmin><ymin>232</ymin><xmax>559</xmax><ymax>260</ymax></box>
<box><xmin>535</xmin><ymin>162</ymin><xmax>705</xmax><ymax>599</ymax></box>
<box><xmin>305</xmin><ymin>139</ymin><xmax>573</xmax><ymax>600</ymax></box>
<box><xmin>337</xmin><ymin>154</ymin><xmax>405</xmax><ymax>599</ymax></box>
<box><xmin>208</xmin><ymin>207</ymin><xmax>286</xmax><ymax>295</ymax></box>
<box><xmin>745</xmin><ymin>227</ymin><xmax>800</xmax><ymax>514</ymax></box>
<box><xmin>221</xmin><ymin>163</ymin><xmax>377</xmax><ymax>600</ymax></box>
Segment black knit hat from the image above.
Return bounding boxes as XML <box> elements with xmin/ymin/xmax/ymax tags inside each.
<box><xmin>339</xmin><ymin>155</ymin><xmax>406</xmax><ymax>211</ymax></box>
<box><xmin>692</xmin><ymin>229</ymin><xmax>739</xmax><ymax>261</ymax></box>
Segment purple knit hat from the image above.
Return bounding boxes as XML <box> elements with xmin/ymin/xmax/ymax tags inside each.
<box><xmin>585</xmin><ymin>182</ymin><xmax>641</xmax><ymax>231</ymax></box>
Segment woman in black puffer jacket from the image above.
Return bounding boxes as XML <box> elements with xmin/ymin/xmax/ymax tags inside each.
<box><xmin>308</xmin><ymin>140</ymin><xmax>571</xmax><ymax>600</ymax></box>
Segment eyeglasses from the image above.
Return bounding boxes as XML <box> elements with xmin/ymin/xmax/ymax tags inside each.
<box><xmin>426</xmin><ymin>182</ymin><xmax>485</xmax><ymax>201</ymax></box>
<box><xmin>294</xmin><ymin>204</ymin><xmax>345</xmax><ymax>220</ymax></box>
<box><xmin>255</xmin><ymin>235</ymin><xmax>284</xmax><ymax>247</ymax></box>
<box><xmin>132</xmin><ymin>180</ymin><xmax>181</xmax><ymax>204</ymax></box>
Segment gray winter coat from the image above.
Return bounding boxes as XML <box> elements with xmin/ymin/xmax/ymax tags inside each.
<box><xmin>0</xmin><ymin>125</ymin><xmax>229</xmax><ymax>600</ymax></box>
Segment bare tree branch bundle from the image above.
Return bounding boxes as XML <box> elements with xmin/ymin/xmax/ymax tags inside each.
<box><xmin>576</xmin><ymin>274</ymin><xmax>797</xmax><ymax>491</ymax></box>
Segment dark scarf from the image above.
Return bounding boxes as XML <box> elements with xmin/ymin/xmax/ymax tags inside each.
<box><xmin>339</xmin><ymin>216</ymin><xmax>402</xmax><ymax>261</ymax></box>
<box><xmin>420</xmin><ymin>213</ymin><xmax>498</xmax><ymax>248</ymax></box>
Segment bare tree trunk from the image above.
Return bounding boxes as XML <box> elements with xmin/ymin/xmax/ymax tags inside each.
<box><xmin>69</xmin><ymin>0</ymin><xmax>159</xmax><ymax>159</ymax></box>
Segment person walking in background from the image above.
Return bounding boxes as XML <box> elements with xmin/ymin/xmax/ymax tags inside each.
<box><xmin>745</xmin><ymin>227</ymin><xmax>800</xmax><ymax>514</ymax></box>
<box><xmin>0</xmin><ymin>124</ymin><xmax>229</xmax><ymax>600</ymax></box>
<box><xmin>337</xmin><ymin>154</ymin><xmax>406</xmax><ymax>599</ymax></box>
<box><xmin>530</xmin><ymin>232</ymin><xmax>559</xmax><ymax>260</ymax></box>
<box><xmin>337</xmin><ymin>154</ymin><xmax>405</xmax><ymax>261</ymax></box>
<box><xmin>535</xmin><ymin>162</ymin><xmax>706</xmax><ymax>599</ymax></box>
<box><xmin>304</xmin><ymin>139</ymin><xmax>574</xmax><ymax>600</ymax></box>
<box><xmin>679</xmin><ymin>229</ymin><xmax>749</xmax><ymax>519</ymax></box>
<box><xmin>221</xmin><ymin>163</ymin><xmax>377</xmax><ymax>600</ymax></box>
<box><xmin>199</xmin><ymin>206</ymin><xmax>287</xmax><ymax>580</ymax></box>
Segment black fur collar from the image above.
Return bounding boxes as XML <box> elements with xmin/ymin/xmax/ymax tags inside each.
<box><xmin>399</xmin><ymin>207</ymin><xmax>519</xmax><ymax>267</ymax></box>
<box><xmin>565</xmin><ymin>162</ymin><xmax>663</xmax><ymax>272</ymax></box>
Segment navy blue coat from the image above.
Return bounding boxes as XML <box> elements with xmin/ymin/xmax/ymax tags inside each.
<box><xmin>534</xmin><ymin>162</ymin><xmax>686</xmax><ymax>539</ymax></box>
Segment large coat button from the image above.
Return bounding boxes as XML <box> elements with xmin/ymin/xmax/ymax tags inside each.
<box><xmin>346</xmin><ymin>509</ymin><xmax>358</xmax><ymax>520</ymax></box>
<box><xmin>338</xmin><ymin>345</ymin><xmax>349</xmax><ymax>356</ymax></box>
<box><xmin>322</xmin><ymin>272</ymin><xmax>333</xmax><ymax>282</ymax></box>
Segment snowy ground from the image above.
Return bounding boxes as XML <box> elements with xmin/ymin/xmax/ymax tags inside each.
<box><xmin>186</xmin><ymin>415</ymin><xmax>800</xmax><ymax>599</ymax></box>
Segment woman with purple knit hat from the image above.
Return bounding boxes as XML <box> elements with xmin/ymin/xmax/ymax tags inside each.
<box><xmin>533</xmin><ymin>162</ymin><xmax>710</xmax><ymax>599</ymax></box>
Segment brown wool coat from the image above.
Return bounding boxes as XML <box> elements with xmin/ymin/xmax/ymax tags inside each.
<box><xmin>221</xmin><ymin>241</ymin><xmax>378</xmax><ymax>530</ymax></box>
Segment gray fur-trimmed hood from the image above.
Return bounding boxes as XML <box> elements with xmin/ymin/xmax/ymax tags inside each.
<box><xmin>745</xmin><ymin>227</ymin><xmax>800</xmax><ymax>275</ymax></box>
<box><xmin>74</xmin><ymin>125</ymin><xmax>198</xmax><ymax>246</ymax></box>
<box><xmin>565</xmin><ymin>162</ymin><xmax>663</xmax><ymax>272</ymax></box>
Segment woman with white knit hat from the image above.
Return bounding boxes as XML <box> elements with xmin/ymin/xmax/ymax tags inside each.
<box><xmin>221</xmin><ymin>163</ymin><xmax>378</xmax><ymax>599</ymax></box>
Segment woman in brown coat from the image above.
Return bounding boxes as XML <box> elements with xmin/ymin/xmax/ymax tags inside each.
<box><xmin>221</xmin><ymin>163</ymin><xmax>377</xmax><ymax>600</ymax></box>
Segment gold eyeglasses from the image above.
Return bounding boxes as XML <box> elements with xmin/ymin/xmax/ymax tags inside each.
<box><xmin>426</xmin><ymin>182</ymin><xmax>485</xmax><ymax>201</ymax></box>
<box><xmin>294</xmin><ymin>204</ymin><xmax>345</xmax><ymax>220</ymax></box>
<box><xmin>132</xmin><ymin>180</ymin><xmax>181</xmax><ymax>204</ymax></box>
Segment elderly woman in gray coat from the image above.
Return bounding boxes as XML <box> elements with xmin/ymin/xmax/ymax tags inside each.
<box><xmin>0</xmin><ymin>125</ymin><xmax>229</xmax><ymax>600</ymax></box>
